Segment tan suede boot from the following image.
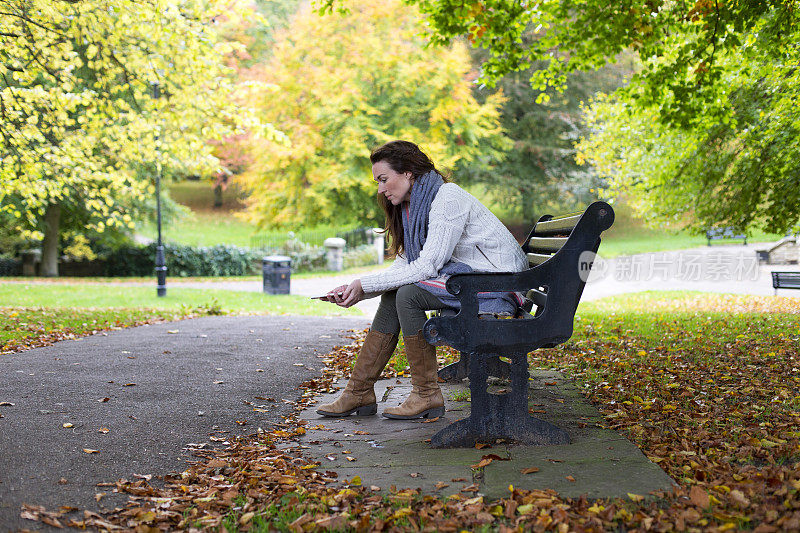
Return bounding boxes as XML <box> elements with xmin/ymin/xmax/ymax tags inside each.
<box><xmin>316</xmin><ymin>330</ymin><xmax>399</xmax><ymax>417</ymax></box>
<box><xmin>383</xmin><ymin>331</ymin><xmax>445</xmax><ymax>420</ymax></box>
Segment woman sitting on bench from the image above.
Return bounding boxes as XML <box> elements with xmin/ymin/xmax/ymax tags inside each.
<box><xmin>317</xmin><ymin>140</ymin><xmax>527</xmax><ymax>420</ymax></box>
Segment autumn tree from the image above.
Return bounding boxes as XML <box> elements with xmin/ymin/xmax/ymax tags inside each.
<box><xmin>318</xmin><ymin>0</ymin><xmax>800</xmax><ymax>230</ymax></box>
<box><xmin>0</xmin><ymin>0</ymin><xmax>278</xmax><ymax>275</ymax></box>
<box><xmin>578</xmin><ymin>30</ymin><xmax>800</xmax><ymax>234</ymax></box>
<box><xmin>457</xmin><ymin>55</ymin><xmax>633</xmax><ymax>222</ymax></box>
<box><xmin>238</xmin><ymin>0</ymin><xmax>509</xmax><ymax>229</ymax></box>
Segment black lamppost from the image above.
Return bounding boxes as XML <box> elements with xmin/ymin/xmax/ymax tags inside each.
<box><xmin>152</xmin><ymin>81</ymin><xmax>167</xmax><ymax>297</ymax></box>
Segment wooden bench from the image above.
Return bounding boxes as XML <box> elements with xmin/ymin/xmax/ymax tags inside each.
<box><xmin>706</xmin><ymin>227</ymin><xmax>747</xmax><ymax>246</ymax></box>
<box><xmin>772</xmin><ymin>271</ymin><xmax>800</xmax><ymax>295</ymax></box>
<box><xmin>423</xmin><ymin>201</ymin><xmax>615</xmax><ymax>448</ymax></box>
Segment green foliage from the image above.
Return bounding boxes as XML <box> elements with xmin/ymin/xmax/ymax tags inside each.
<box><xmin>459</xmin><ymin>57</ymin><xmax>633</xmax><ymax>221</ymax></box>
<box><xmin>317</xmin><ymin>0</ymin><xmax>800</xmax><ymax>230</ymax></box>
<box><xmin>318</xmin><ymin>0</ymin><xmax>798</xmax><ymax>128</ymax></box>
<box><xmin>0</xmin><ymin>257</ymin><xmax>21</xmax><ymax>275</ymax></box>
<box><xmin>578</xmin><ymin>29</ymin><xmax>800</xmax><ymax>234</ymax></box>
<box><xmin>0</xmin><ymin>0</ymin><xmax>280</xmax><ymax>269</ymax></box>
<box><xmin>240</xmin><ymin>0</ymin><xmax>510</xmax><ymax>229</ymax></box>
<box><xmin>103</xmin><ymin>243</ymin><xmax>259</xmax><ymax>277</ymax></box>
<box><xmin>343</xmin><ymin>244</ymin><xmax>379</xmax><ymax>270</ymax></box>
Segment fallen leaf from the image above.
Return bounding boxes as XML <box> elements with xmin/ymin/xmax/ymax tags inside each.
<box><xmin>0</xmin><ymin>402</ymin><xmax>14</xmax><ymax>406</ymax></box>
<box><xmin>435</xmin><ymin>481</ymin><xmax>450</xmax><ymax>490</ymax></box>
<box><xmin>83</xmin><ymin>449</ymin><xmax>100</xmax><ymax>454</ymax></box>
<box><xmin>690</xmin><ymin>486</ymin><xmax>709</xmax><ymax>507</ymax></box>
<box><xmin>471</xmin><ymin>458</ymin><xmax>494</xmax><ymax>468</ymax></box>
<box><xmin>123</xmin><ymin>383</ymin><xmax>136</xmax><ymax>387</ymax></box>
<box><xmin>98</xmin><ymin>398</ymin><xmax>110</xmax><ymax>403</ymax></box>
<box><xmin>565</xmin><ymin>475</ymin><xmax>576</xmax><ymax>482</ymax></box>
<box><xmin>521</xmin><ymin>467</ymin><xmax>540</xmax><ymax>474</ymax></box>
<box><xmin>349</xmin><ymin>475</ymin><xmax>362</xmax><ymax>486</ymax></box>
<box><xmin>62</xmin><ymin>423</ymin><xmax>73</xmax><ymax>428</ymax></box>
<box><xmin>167</xmin><ymin>330</ymin><xmax>179</xmax><ymax>334</ymax></box>
<box><xmin>98</xmin><ymin>428</ymin><xmax>109</xmax><ymax>433</ymax></box>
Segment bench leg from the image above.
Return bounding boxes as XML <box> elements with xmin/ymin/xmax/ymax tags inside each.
<box><xmin>438</xmin><ymin>353</ymin><xmax>469</xmax><ymax>382</ymax></box>
<box><xmin>438</xmin><ymin>352</ymin><xmax>511</xmax><ymax>383</ymax></box>
<box><xmin>431</xmin><ymin>351</ymin><xmax>570</xmax><ymax>448</ymax></box>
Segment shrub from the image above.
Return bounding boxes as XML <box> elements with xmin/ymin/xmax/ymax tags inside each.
<box><xmin>104</xmin><ymin>243</ymin><xmax>261</xmax><ymax>277</ymax></box>
<box><xmin>102</xmin><ymin>242</ymin><xmax>333</xmax><ymax>276</ymax></box>
<box><xmin>344</xmin><ymin>244</ymin><xmax>379</xmax><ymax>270</ymax></box>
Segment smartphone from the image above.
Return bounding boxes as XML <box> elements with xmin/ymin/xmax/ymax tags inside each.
<box><xmin>311</xmin><ymin>292</ymin><xmax>344</xmax><ymax>300</ymax></box>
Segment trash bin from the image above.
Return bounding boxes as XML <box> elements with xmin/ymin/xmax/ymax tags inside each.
<box><xmin>21</xmin><ymin>249</ymin><xmax>41</xmax><ymax>276</ymax></box>
<box><xmin>262</xmin><ymin>255</ymin><xmax>291</xmax><ymax>294</ymax></box>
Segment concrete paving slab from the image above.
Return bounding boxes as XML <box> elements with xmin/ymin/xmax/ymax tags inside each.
<box><xmin>297</xmin><ymin>370</ymin><xmax>676</xmax><ymax>501</ymax></box>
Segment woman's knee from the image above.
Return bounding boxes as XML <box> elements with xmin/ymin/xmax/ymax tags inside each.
<box><xmin>380</xmin><ymin>290</ymin><xmax>397</xmax><ymax>307</ymax></box>
<box><xmin>395</xmin><ymin>284</ymin><xmax>421</xmax><ymax>311</ymax></box>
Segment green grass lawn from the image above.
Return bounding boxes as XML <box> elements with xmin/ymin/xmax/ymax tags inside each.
<box><xmin>137</xmin><ymin>210</ymin><xmax>258</xmax><ymax>248</ymax></box>
<box><xmin>0</xmin><ymin>283</ymin><xmax>363</xmax><ymax>316</ymax></box>
<box><xmin>574</xmin><ymin>290</ymin><xmax>800</xmax><ymax>347</ymax></box>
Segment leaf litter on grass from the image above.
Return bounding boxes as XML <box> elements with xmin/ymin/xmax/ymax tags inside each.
<box><xmin>17</xmin><ymin>293</ymin><xmax>800</xmax><ymax>531</ymax></box>
<box><xmin>0</xmin><ymin>307</ymin><xmax>194</xmax><ymax>354</ymax></box>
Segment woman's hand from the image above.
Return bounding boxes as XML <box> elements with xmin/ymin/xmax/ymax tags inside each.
<box><xmin>338</xmin><ymin>279</ymin><xmax>364</xmax><ymax>308</ymax></box>
<box><xmin>324</xmin><ymin>284</ymin><xmax>348</xmax><ymax>303</ymax></box>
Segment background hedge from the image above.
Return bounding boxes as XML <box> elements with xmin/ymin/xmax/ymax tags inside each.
<box><xmin>0</xmin><ymin>257</ymin><xmax>21</xmax><ymax>276</ymax></box>
<box><xmin>1</xmin><ymin>242</ymin><xmax>378</xmax><ymax>277</ymax></box>
<box><xmin>105</xmin><ymin>243</ymin><xmax>265</xmax><ymax>277</ymax></box>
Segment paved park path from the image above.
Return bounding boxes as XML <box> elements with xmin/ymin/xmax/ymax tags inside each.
<box><xmin>0</xmin><ymin>315</ymin><xmax>370</xmax><ymax>531</ymax></box>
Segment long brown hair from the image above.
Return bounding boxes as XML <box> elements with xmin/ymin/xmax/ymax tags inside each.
<box><xmin>370</xmin><ymin>140</ymin><xmax>448</xmax><ymax>257</ymax></box>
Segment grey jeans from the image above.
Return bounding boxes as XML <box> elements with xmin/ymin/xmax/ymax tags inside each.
<box><xmin>370</xmin><ymin>284</ymin><xmax>450</xmax><ymax>336</ymax></box>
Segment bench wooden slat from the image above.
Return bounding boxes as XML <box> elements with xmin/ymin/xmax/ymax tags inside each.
<box><xmin>527</xmin><ymin>252</ymin><xmax>552</xmax><ymax>266</ymax></box>
<box><xmin>772</xmin><ymin>271</ymin><xmax>800</xmax><ymax>289</ymax></box>
<box><xmin>533</xmin><ymin>213</ymin><xmax>582</xmax><ymax>236</ymax></box>
<box><xmin>527</xmin><ymin>236</ymin><xmax>569</xmax><ymax>253</ymax></box>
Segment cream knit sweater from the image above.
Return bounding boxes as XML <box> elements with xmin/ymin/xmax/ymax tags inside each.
<box><xmin>360</xmin><ymin>183</ymin><xmax>527</xmax><ymax>294</ymax></box>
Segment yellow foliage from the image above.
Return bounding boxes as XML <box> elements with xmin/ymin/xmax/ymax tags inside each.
<box><xmin>238</xmin><ymin>0</ymin><xmax>508</xmax><ymax>229</ymax></box>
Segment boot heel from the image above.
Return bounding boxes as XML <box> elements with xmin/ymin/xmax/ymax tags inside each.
<box><xmin>355</xmin><ymin>403</ymin><xmax>378</xmax><ymax>416</ymax></box>
<box><xmin>423</xmin><ymin>406</ymin><xmax>445</xmax><ymax>418</ymax></box>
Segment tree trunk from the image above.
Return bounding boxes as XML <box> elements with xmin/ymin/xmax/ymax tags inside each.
<box><xmin>520</xmin><ymin>188</ymin><xmax>539</xmax><ymax>224</ymax></box>
<box><xmin>213</xmin><ymin>184</ymin><xmax>223</xmax><ymax>208</ymax></box>
<box><xmin>40</xmin><ymin>203</ymin><xmax>61</xmax><ymax>277</ymax></box>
